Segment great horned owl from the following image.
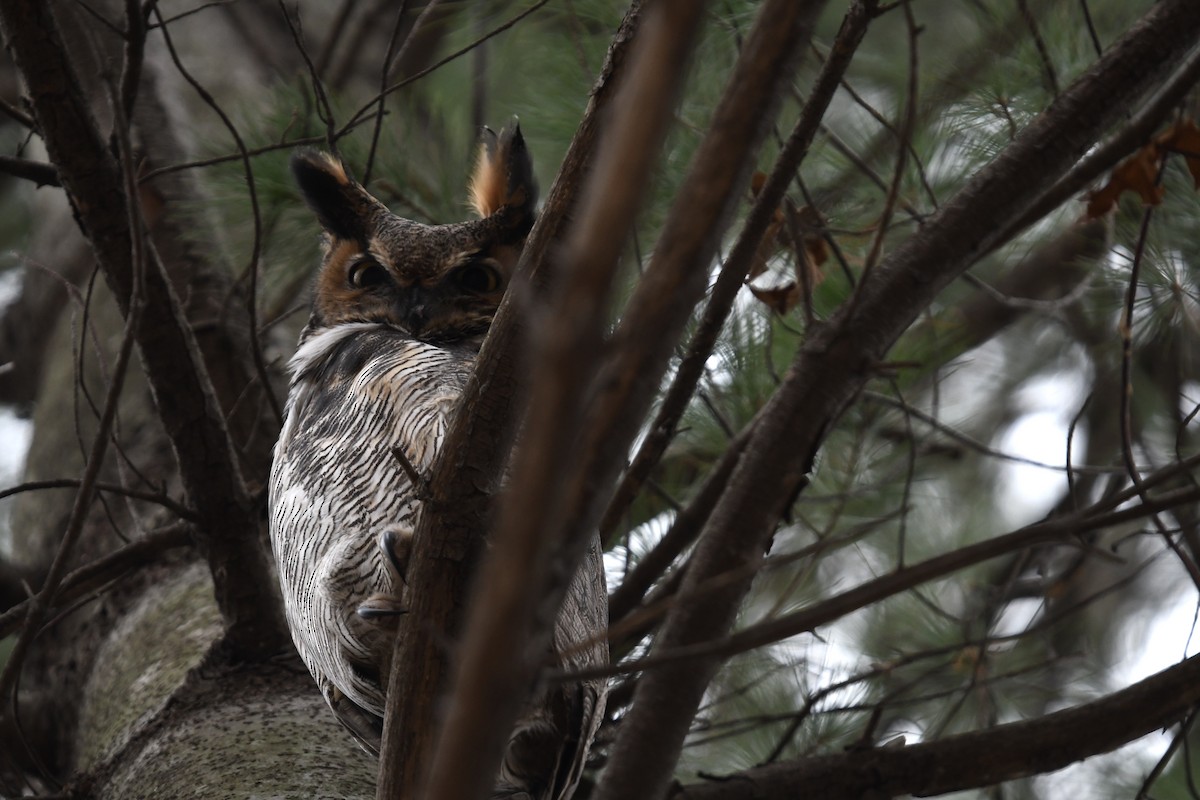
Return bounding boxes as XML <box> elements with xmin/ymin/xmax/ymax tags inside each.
<box><xmin>269</xmin><ymin>124</ymin><xmax>608</xmax><ymax>799</ymax></box>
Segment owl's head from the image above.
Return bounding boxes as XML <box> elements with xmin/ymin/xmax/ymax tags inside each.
<box><xmin>293</xmin><ymin>123</ymin><xmax>537</xmax><ymax>345</ymax></box>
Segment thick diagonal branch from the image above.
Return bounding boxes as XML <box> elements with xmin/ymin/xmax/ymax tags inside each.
<box><xmin>414</xmin><ymin>2</ymin><xmax>707</xmax><ymax>795</ymax></box>
<box><xmin>376</xmin><ymin>3</ymin><xmax>650</xmax><ymax>796</ymax></box>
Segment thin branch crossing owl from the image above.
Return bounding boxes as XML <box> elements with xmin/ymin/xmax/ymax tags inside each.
<box><xmin>269</xmin><ymin>124</ymin><xmax>608</xmax><ymax>799</ymax></box>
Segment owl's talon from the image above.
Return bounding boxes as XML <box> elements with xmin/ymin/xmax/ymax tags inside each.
<box><xmin>356</xmin><ymin>594</ymin><xmax>406</xmax><ymax>619</ymax></box>
<box><xmin>379</xmin><ymin>526</ymin><xmax>413</xmax><ymax>585</ymax></box>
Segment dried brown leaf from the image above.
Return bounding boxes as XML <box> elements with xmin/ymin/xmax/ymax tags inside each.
<box><xmin>1159</xmin><ymin>118</ymin><xmax>1200</xmax><ymax>188</ymax></box>
<box><xmin>749</xmin><ymin>281</ymin><xmax>801</xmax><ymax>314</ymax></box>
<box><xmin>1082</xmin><ymin>118</ymin><xmax>1200</xmax><ymax>216</ymax></box>
<box><xmin>788</xmin><ymin>203</ymin><xmax>828</xmax><ymax>291</ymax></box>
<box><xmin>1086</xmin><ymin>144</ymin><xmax>1164</xmax><ymax>217</ymax></box>
<box><xmin>746</xmin><ymin>171</ymin><xmax>786</xmax><ymax>280</ymax></box>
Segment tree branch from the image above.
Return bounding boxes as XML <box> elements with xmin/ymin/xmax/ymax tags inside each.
<box><xmin>586</xmin><ymin>1</ymin><xmax>829</xmax><ymax>796</ymax></box>
<box><xmin>599</xmin><ymin>0</ymin><xmax>878</xmax><ymax>541</ymax></box>
<box><xmin>0</xmin><ymin>0</ymin><xmax>287</xmax><ymax>659</ymax></box>
<box><xmin>415</xmin><ymin>4</ymin><xmax>708</xmax><ymax>794</ymax></box>
<box><xmin>597</xmin><ymin>3</ymin><xmax>1200</xmax><ymax>796</ymax></box>
<box><xmin>0</xmin><ymin>523</ymin><xmax>193</xmax><ymax>638</ymax></box>
<box><xmin>0</xmin><ymin>155</ymin><xmax>59</xmax><ymax>187</ymax></box>
<box><xmin>375</xmin><ymin>2</ymin><xmax>650</xmax><ymax>796</ymax></box>
<box><xmin>669</xmin><ymin>654</ymin><xmax>1200</xmax><ymax>799</ymax></box>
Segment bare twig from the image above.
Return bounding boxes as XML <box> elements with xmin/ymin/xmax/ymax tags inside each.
<box><xmin>1078</xmin><ymin>0</ymin><xmax>1103</xmax><ymax>57</ymax></box>
<box><xmin>119</xmin><ymin>0</ymin><xmax>144</xmax><ymax>119</ymax></box>
<box><xmin>831</xmin><ymin>69</ymin><xmax>938</xmax><ymax>211</ymax></box>
<box><xmin>152</xmin><ymin>6</ymin><xmax>283</xmax><ymax>428</ymax></box>
<box><xmin>146</xmin><ymin>0</ymin><xmax>236</xmax><ymax>30</ymax></box>
<box><xmin>0</xmin><ymin>523</ymin><xmax>193</xmax><ymax>638</ymax></box>
<box><xmin>0</xmin><ymin>96</ymin><xmax>35</xmax><ymax>129</ymax></box>
<box><xmin>338</xmin><ymin>0</ymin><xmax>551</xmax><ymax>139</ymax></box>
<box><xmin>861</xmin><ymin>391</ymin><xmax>1120</xmax><ymax>475</ymax></box>
<box><xmin>389</xmin><ymin>445</ymin><xmax>429</xmax><ymax>499</ymax></box>
<box><xmin>277</xmin><ymin>0</ymin><xmax>338</xmax><ymax>150</ymax></box>
<box><xmin>1016</xmin><ymin>0</ymin><xmax>1060</xmax><ymax>95</ymax></box>
<box><xmin>0</xmin><ymin>479</ymin><xmax>196</xmax><ymax>521</ymax></box>
<box><xmin>136</xmin><ymin>134</ymin><xmax>328</xmax><ymax>182</ymax></box>
<box><xmin>858</xmin><ymin>0</ymin><xmax>918</xmax><ymax>281</ymax></box>
<box><xmin>0</xmin><ymin>156</ymin><xmax>59</xmax><ymax>187</ymax></box>
<box><xmin>363</xmin><ymin>0</ymin><xmax>411</xmax><ymax>185</ymax></box>
<box><xmin>811</xmin><ymin>118</ymin><xmax>926</xmax><ymax>223</ymax></box>
<box><xmin>71</xmin><ymin>0</ymin><xmax>122</xmax><ymax>36</ymax></box>
<box><xmin>1116</xmin><ymin>167</ymin><xmax>1200</xmax><ymax>590</ymax></box>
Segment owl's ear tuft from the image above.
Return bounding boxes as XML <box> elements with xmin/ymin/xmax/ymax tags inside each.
<box><xmin>292</xmin><ymin>149</ymin><xmax>374</xmax><ymax>243</ymax></box>
<box><xmin>469</xmin><ymin>120</ymin><xmax>537</xmax><ymax>233</ymax></box>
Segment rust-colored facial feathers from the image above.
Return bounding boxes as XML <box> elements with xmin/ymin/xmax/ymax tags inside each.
<box><xmin>293</xmin><ymin>121</ymin><xmax>537</xmax><ymax>346</ymax></box>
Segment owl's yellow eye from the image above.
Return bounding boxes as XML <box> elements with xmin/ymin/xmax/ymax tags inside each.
<box><xmin>453</xmin><ymin>263</ymin><xmax>502</xmax><ymax>294</ymax></box>
<box><xmin>348</xmin><ymin>258</ymin><xmax>388</xmax><ymax>289</ymax></box>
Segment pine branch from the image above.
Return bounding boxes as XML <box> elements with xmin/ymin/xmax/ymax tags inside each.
<box><xmin>600</xmin><ymin>1</ymin><xmax>1200</xmax><ymax>795</ymax></box>
<box><xmin>998</xmin><ymin>43</ymin><xmax>1200</xmax><ymax>249</ymax></box>
<box><xmin>668</xmin><ymin>653</ymin><xmax>1200</xmax><ymax>799</ymax></box>
<box><xmin>599</xmin><ymin>0</ymin><xmax>878</xmax><ymax>541</ymax></box>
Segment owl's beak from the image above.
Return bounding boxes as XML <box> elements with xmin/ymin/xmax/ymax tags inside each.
<box><xmin>395</xmin><ymin>288</ymin><xmax>435</xmax><ymax>336</ymax></box>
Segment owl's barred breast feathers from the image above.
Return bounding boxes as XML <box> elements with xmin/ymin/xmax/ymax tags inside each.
<box><xmin>272</xmin><ymin>326</ymin><xmax>474</xmax><ymax>718</ymax></box>
<box><xmin>267</xmin><ymin>123</ymin><xmax>607</xmax><ymax>800</ymax></box>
